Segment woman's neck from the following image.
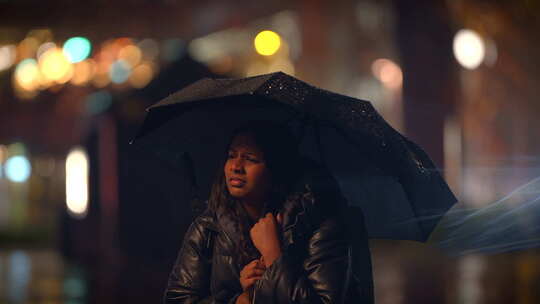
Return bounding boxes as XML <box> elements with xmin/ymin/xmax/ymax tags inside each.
<box><xmin>241</xmin><ymin>200</ymin><xmax>264</xmax><ymax>221</ymax></box>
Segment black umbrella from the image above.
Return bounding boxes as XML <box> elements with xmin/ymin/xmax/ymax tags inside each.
<box><xmin>130</xmin><ymin>71</ymin><xmax>457</xmax><ymax>242</ymax></box>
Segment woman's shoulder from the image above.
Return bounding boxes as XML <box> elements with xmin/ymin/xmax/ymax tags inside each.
<box><xmin>192</xmin><ymin>204</ymin><xmax>220</xmax><ymax>232</ymax></box>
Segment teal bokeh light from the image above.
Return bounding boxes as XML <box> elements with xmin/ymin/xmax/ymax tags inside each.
<box><xmin>63</xmin><ymin>37</ymin><xmax>92</xmax><ymax>63</ymax></box>
<box><xmin>5</xmin><ymin>155</ymin><xmax>31</xmax><ymax>183</ymax></box>
<box><xmin>109</xmin><ymin>60</ymin><xmax>131</xmax><ymax>84</ymax></box>
<box><xmin>85</xmin><ymin>90</ymin><xmax>112</xmax><ymax>115</ymax></box>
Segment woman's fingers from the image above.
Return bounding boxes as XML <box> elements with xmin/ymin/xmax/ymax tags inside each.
<box><xmin>248</xmin><ymin>259</ymin><xmax>266</xmax><ymax>270</ymax></box>
<box><xmin>245</xmin><ymin>277</ymin><xmax>261</xmax><ymax>287</ymax></box>
<box><xmin>241</xmin><ymin>267</ymin><xmax>265</xmax><ymax>279</ymax></box>
<box><xmin>246</xmin><ymin>268</ymin><xmax>265</xmax><ymax>278</ymax></box>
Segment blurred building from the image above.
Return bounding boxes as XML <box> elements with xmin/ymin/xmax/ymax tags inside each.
<box><xmin>1</xmin><ymin>0</ymin><xmax>540</xmax><ymax>303</ymax></box>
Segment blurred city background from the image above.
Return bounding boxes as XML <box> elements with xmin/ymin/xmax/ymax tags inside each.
<box><xmin>1</xmin><ymin>0</ymin><xmax>540</xmax><ymax>303</ymax></box>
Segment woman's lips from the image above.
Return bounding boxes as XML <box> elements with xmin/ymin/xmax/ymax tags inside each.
<box><xmin>230</xmin><ymin>178</ymin><xmax>245</xmax><ymax>186</ymax></box>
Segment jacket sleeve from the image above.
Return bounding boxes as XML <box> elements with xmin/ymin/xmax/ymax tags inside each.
<box><xmin>251</xmin><ymin>214</ymin><xmax>352</xmax><ymax>304</ymax></box>
<box><xmin>164</xmin><ymin>217</ymin><xmax>242</xmax><ymax>304</ymax></box>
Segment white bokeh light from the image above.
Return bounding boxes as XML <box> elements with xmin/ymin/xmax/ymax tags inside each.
<box><xmin>66</xmin><ymin>147</ymin><xmax>89</xmax><ymax>219</ymax></box>
<box><xmin>453</xmin><ymin>29</ymin><xmax>485</xmax><ymax>70</ymax></box>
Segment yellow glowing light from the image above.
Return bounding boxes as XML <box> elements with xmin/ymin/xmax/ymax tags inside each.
<box><xmin>39</xmin><ymin>48</ymin><xmax>74</xmax><ymax>82</ymax></box>
<box><xmin>66</xmin><ymin>147</ymin><xmax>89</xmax><ymax>219</ymax></box>
<box><xmin>14</xmin><ymin>59</ymin><xmax>41</xmax><ymax>91</ymax></box>
<box><xmin>254</xmin><ymin>30</ymin><xmax>281</xmax><ymax>56</ymax></box>
<box><xmin>71</xmin><ymin>59</ymin><xmax>96</xmax><ymax>86</ymax></box>
<box><xmin>129</xmin><ymin>62</ymin><xmax>154</xmax><ymax>88</ymax></box>
<box><xmin>118</xmin><ymin>45</ymin><xmax>142</xmax><ymax>67</ymax></box>
<box><xmin>371</xmin><ymin>58</ymin><xmax>403</xmax><ymax>90</ymax></box>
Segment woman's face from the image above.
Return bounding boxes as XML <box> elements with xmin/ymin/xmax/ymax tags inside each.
<box><xmin>224</xmin><ymin>132</ymin><xmax>271</xmax><ymax>203</ymax></box>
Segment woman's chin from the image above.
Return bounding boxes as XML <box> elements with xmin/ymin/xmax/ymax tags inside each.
<box><xmin>228</xmin><ymin>188</ymin><xmax>247</xmax><ymax>198</ymax></box>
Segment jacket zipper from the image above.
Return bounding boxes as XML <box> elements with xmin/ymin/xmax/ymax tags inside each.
<box><xmin>251</xmin><ymin>279</ymin><xmax>262</xmax><ymax>304</ymax></box>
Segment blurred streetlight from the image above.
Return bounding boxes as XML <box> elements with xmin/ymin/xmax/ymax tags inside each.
<box><xmin>254</xmin><ymin>30</ymin><xmax>281</xmax><ymax>56</ymax></box>
<box><xmin>39</xmin><ymin>48</ymin><xmax>74</xmax><ymax>83</ymax></box>
<box><xmin>66</xmin><ymin>147</ymin><xmax>89</xmax><ymax>219</ymax></box>
<box><xmin>453</xmin><ymin>29</ymin><xmax>485</xmax><ymax>70</ymax></box>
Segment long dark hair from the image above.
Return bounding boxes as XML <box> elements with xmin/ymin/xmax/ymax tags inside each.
<box><xmin>208</xmin><ymin>121</ymin><xmax>302</xmax><ymax>268</ymax></box>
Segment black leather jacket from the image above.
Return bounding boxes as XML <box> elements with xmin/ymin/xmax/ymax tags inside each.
<box><xmin>164</xmin><ymin>171</ymin><xmax>374</xmax><ymax>304</ymax></box>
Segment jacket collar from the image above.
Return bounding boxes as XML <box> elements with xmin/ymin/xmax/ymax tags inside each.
<box><xmin>210</xmin><ymin>181</ymin><xmax>319</xmax><ymax>251</ymax></box>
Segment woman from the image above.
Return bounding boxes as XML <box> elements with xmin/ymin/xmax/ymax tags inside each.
<box><xmin>164</xmin><ymin>121</ymin><xmax>374</xmax><ymax>304</ymax></box>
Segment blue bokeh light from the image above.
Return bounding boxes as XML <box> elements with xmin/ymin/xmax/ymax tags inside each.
<box><xmin>5</xmin><ymin>155</ymin><xmax>31</xmax><ymax>183</ymax></box>
<box><xmin>63</xmin><ymin>37</ymin><xmax>92</xmax><ymax>63</ymax></box>
<box><xmin>109</xmin><ymin>60</ymin><xmax>131</xmax><ymax>84</ymax></box>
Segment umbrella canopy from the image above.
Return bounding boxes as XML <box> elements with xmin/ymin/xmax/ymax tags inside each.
<box><xmin>130</xmin><ymin>71</ymin><xmax>457</xmax><ymax>242</ymax></box>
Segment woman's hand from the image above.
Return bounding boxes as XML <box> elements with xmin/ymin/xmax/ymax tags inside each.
<box><xmin>239</xmin><ymin>257</ymin><xmax>266</xmax><ymax>291</ymax></box>
<box><xmin>235</xmin><ymin>291</ymin><xmax>250</xmax><ymax>304</ymax></box>
<box><xmin>250</xmin><ymin>212</ymin><xmax>283</xmax><ymax>267</ymax></box>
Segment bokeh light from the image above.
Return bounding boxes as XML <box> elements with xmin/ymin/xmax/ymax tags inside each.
<box><xmin>0</xmin><ymin>145</ymin><xmax>6</xmax><ymax>178</ymax></box>
<box><xmin>118</xmin><ymin>44</ymin><xmax>142</xmax><ymax>67</ymax></box>
<box><xmin>129</xmin><ymin>62</ymin><xmax>154</xmax><ymax>88</ymax></box>
<box><xmin>39</xmin><ymin>48</ymin><xmax>73</xmax><ymax>83</ymax></box>
<box><xmin>85</xmin><ymin>90</ymin><xmax>112</xmax><ymax>115</ymax></box>
<box><xmin>63</xmin><ymin>37</ymin><xmax>92</xmax><ymax>63</ymax></box>
<box><xmin>0</xmin><ymin>145</ymin><xmax>6</xmax><ymax>162</ymax></box>
<box><xmin>5</xmin><ymin>155</ymin><xmax>31</xmax><ymax>183</ymax></box>
<box><xmin>0</xmin><ymin>45</ymin><xmax>17</xmax><ymax>72</ymax></box>
<box><xmin>17</xmin><ymin>37</ymin><xmax>39</xmax><ymax>60</ymax></box>
<box><xmin>109</xmin><ymin>60</ymin><xmax>131</xmax><ymax>84</ymax></box>
<box><xmin>14</xmin><ymin>59</ymin><xmax>41</xmax><ymax>91</ymax></box>
<box><xmin>484</xmin><ymin>38</ymin><xmax>498</xmax><ymax>67</ymax></box>
<box><xmin>453</xmin><ymin>29</ymin><xmax>485</xmax><ymax>70</ymax></box>
<box><xmin>254</xmin><ymin>30</ymin><xmax>281</xmax><ymax>56</ymax></box>
<box><xmin>92</xmin><ymin>51</ymin><xmax>112</xmax><ymax>88</ymax></box>
<box><xmin>71</xmin><ymin>59</ymin><xmax>96</xmax><ymax>86</ymax></box>
<box><xmin>66</xmin><ymin>147</ymin><xmax>89</xmax><ymax>219</ymax></box>
<box><xmin>137</xmin><ymin>39</ymin><xmax>159</xmax><ymax>61</ymax></box>
<box><xmin>36</xmin><ymin>42</ymin><xmax>56</xmax><ymax>59</ymax></box>
<box><xmin>162</xmin><ymin>38</ymin><xmax>184</xmax><ymax>62</ymax></box>
<box><xmin>371</xmin><ymin>58</ymin><xmax>403</xmax><ymax>90</ymax></box>
<box><xmin>7</xmin><ymin>142</ymin><xmax>27</xmax><ymax>156</ymax></box>
<box><xmin>63</xmin><ymin>277</ymin><xmax>87</xmax><ymax>298</ymax></box>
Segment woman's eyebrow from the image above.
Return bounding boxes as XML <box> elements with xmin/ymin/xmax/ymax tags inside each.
<box><xmin>229</xmin><ymin>148</ymin><xmax>259</xmax><ymax>156</ymax></box>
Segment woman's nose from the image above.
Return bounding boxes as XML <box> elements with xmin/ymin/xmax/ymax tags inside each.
<box><xmin>231</xmin><ymin>159</ymin><xmax>244</xmax><ymax>172</ymax></box>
